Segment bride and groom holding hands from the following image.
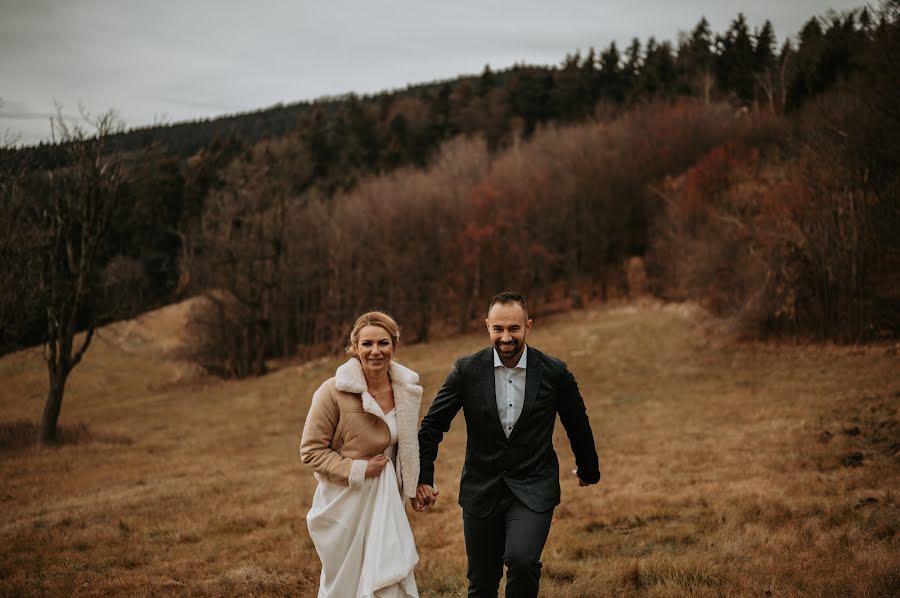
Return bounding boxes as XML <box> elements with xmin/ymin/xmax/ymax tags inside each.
<box><xmin>300</xmin><ymin>291</ymin><xmax>601</xmax><ymax>597</ymax></box>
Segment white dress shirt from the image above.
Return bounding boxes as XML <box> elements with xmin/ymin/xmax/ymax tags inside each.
<box><xmin>493</xmin><ymin>345</ymin><xmax>528</xmax><ymax>438</ymax></box>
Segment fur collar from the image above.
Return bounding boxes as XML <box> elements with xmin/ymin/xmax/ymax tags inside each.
<box><xmin>334</xmin><ymin>357</ymin><xmax>420</xmax><ymax>394</ymax></box>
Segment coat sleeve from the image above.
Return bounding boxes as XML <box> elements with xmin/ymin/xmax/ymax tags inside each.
<box><xmin>417</xmin><ymin>359</ymin><xmax>465</xmax><ymax>486</ymax></box>
<box><xmin>300</xmin><ymin>382</ymin><xmax>368</xmax><ymax>489</ymax></box>
<box><xmin>556</xmin><ymin>364</ymin><xmax>602</xmax><ymax>485</ymax></box>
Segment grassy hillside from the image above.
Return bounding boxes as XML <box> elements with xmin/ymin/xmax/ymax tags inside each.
<box><xmin>1</xmin><ymin>300</ymin><xmax>897</xmax><ymax>596</ymax></box>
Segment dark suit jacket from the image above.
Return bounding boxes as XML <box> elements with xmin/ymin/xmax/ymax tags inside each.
<box><xmin>418</xmin><ymin>346</ymin><xmax>601</xmax><ymax>517</ymax></box>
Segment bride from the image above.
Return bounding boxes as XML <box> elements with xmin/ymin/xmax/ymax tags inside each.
<box><xmin>300</xmin><ymin>311</ymin><xmax>424</xmax><ymax>597</ymax></box>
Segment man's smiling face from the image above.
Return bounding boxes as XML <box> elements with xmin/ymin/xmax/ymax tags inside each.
<box><xmin>486</xmin><ymin>302</ymin><xmax>532</xmax><ymax>367</ymax></box>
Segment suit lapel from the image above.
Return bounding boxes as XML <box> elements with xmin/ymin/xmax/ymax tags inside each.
<box><xmin>508</xmin><ymin>348</ymin><xmax>543</xmax><ymax>442</ymax></box>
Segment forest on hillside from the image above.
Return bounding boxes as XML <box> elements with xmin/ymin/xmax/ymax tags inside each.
<box><xmin>1</xmin><ymin>4</ymin><xmax>898</xmax><ymax>377</ymax></box>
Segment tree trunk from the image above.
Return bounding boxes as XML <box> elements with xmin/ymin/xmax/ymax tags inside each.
<box><xmin>40</xmin><ymin>375</ymin><xmax>67</xmax><ymax>444</ymax></box>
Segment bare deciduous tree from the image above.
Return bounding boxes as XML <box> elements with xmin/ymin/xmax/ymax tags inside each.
<box><xmin>38</xmin><ymin>106</ymin><xmax>128</xmax><ymax>444</ymax></box>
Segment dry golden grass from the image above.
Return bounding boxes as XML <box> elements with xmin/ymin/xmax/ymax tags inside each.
<box><xmin>1</xmin><ymin>299</ymin><xmax>898</xmax><ymax>597</ymax></box>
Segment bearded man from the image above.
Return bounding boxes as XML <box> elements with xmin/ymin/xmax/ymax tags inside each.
<box><xmin>415</xmin><ymin>291</ymin><xmax>601</xmax><ymax>598</ymax></box>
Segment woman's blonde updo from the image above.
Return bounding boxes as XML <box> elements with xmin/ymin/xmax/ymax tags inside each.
<box><xmin>346</xmin><ymin>311</ymin><xmax>401</xmax><ymax>357</ymax></box>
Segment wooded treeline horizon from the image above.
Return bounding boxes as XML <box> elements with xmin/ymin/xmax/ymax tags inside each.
<box><xmin>2</xmin><ymin>3</ymin><xmax>898</xmax><ymax>390</ymax></box>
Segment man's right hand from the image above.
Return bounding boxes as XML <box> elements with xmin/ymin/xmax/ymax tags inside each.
<box><xmin>415</xmin><ymin>484</ymin><xmax>440</xmax><ymax>509</ymax></box>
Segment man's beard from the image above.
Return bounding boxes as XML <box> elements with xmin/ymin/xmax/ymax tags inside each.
<box><xmin>495</xmin><ymin>339</ymin><xmax>520</xmax><ymax>359</ymax></box>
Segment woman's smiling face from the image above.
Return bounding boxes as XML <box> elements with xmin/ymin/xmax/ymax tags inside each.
<box><xmin>356</xmin><ymin>325</ymin><xmax>394</xmax><ymax>377</ymax></box>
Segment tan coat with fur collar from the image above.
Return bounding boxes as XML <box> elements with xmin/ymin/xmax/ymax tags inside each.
<box><xmin>300</xmin><ymin>358</ymin><xmax>423</xmax><ymax>499</ymax></box>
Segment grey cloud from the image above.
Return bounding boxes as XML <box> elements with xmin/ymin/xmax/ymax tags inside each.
<box><xmin>157</xmin><ymin>96</ymin><xmax>254</xmax><ymax>114</ymax></box>
<box><xmin>1</xmin><ymin>0</ymin><xmax>866</xmax><ymax>145</ymax></box>
<box><xmin>0</xmin><ymin>110</ymin><xmax>56</xmax><ymax>121</ymax></box>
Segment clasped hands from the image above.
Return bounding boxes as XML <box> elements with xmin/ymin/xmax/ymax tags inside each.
<box><xmin>410</xmin><ymin>484</ymin><xmax>439</xmax><ymax>512</ymax></box>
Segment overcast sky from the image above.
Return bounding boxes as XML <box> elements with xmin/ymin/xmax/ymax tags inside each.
<box><xmin>1</xmin><ymin>0</ymin><xmax>863</xmax><ymax>146</ymax></box>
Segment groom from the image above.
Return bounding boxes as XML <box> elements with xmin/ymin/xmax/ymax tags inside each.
<box><xmin>415</xmin><ymin>291</ymin><xmax>601</xmax><ymax>597</ymax></box>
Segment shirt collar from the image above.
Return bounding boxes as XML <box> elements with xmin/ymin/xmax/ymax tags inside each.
<box><xmin>493</xmin><ymin>345</ymin><xmax>528</xmax><ymax>369</ymax></box>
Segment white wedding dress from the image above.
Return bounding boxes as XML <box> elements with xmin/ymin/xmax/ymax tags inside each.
<box><xmin>306</xmin><ymin>395</ymin><xmax>419</xmax><ymax>598</ymax></box>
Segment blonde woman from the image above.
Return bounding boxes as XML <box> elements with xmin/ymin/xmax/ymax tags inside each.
<box><xmin>300</xmin><ymin>311</ymin><xmax>423</xmax><ymax>597</ymax></box>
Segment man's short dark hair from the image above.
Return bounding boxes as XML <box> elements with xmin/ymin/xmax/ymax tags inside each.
<box><xmin>487</xmin><ymin>291</ymin><xmax>528</xmax><ymax>317</ymax></box>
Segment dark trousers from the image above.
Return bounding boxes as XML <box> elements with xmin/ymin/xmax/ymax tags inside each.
<box><xmin>462</xmin><ymin>485</ymin><xmax>554</xmax><ymax>598</ymax></box>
